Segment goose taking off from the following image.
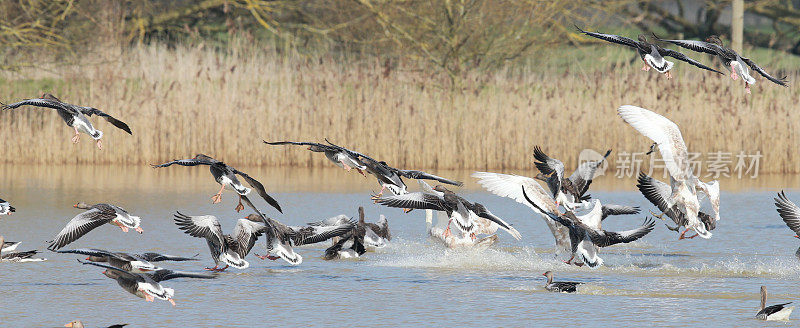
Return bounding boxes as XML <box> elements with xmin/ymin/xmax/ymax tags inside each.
<box><xmin>756</xmin><ymin>286</ymin><xmax>794</xmax><ymax>321</ymax></box>
<box><xmin>264</xmin><ymin>140</ymin><xmax>367</xmax><ymax>177</ymax></box>
<box><xmin>56</xmin><ymin>248</ymin><xmax>198</xmax><ymax>273</ymax></box>
<box><xmin>543</xmin><ymin>271</ymin><xmax>581</xmax><ymax>293</ymax></box>
<box><xmin>77</xmin><ymin>259</ymin><xmax>215</xmax><ymax>306</ymax></box>
<box><xmin>618</xmin><ymin>105</ymin><xmax>720</xmax><ymax>239</ymax></box>
<box><xmin>47</xmin><ymin>203</ymin><xmax>143</xmax><ymax>251</ymax></box>
<box><xmin>533</xmin><ymin>146</ymin><xmax>611</xmax><ymax>209</ymax></box>
<box><xmin>655</xmin><ymin>34</ymin><xmax>788</xmax><ymax>94</ymax></box>
<box><xmin>0</xmin><ymin>197</ymin><xmax>15</xmax><ymax>216</ymax></box>
<box><xmin>375</xmin><ymin>185</ymin><xmax>522</xmax><ymax>241</ymax></box>
<box><xmin>151</xmin><ymin>154</ymin><xmax>282</xmax><ymax>213</ymax></box>
<box><xmin>1</xmin><ymin>94</ymin><xmax>131</xmax><ymax>149</ymax></box>
<box><xmin>774</xmin><ymin>191</ymin><xmax>800</xmax><ymax>259</ymax></box>
<box><xmin>637</xmin><ymin>172</ymin><xmax>717</xmax><ymax>239</ymax></box>
<box><xmin>575</xmin><ymin>26</ymin><xmax>722</xmax><ymax>79</ymax></box>
<box><xmin>253</xmin><ymin>213</ymin><xmax>356</xmax><ymax>265</ymax></box>
<box><xmin>309</xmin><ymin>207</ymin><xmax>389</xmax><ymax>250</ymax></box>
<box><xmin>173</xmin><ymin>212</ymin><xmax>270</xmax><ymax>271</ymax></box>
<box><xmin>523</xmin><ymin>188</ymin><xmax>655</xmax><ymax>267</ymax></box>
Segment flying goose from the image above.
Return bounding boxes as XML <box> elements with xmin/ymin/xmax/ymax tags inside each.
<box><xmin>655</xmin><ymin>35</ymin><xmax>788</xmax><ymax>94</ymax></box>
<box><xmin>64</xmin><ymin>321</ymin><xmax>128</xmax><ymax>328</ymax></box>
<box><xmin>264</xmin><ymin>140</ymin><xmax>368</xmax><ymax>176</ymax></box>
<box><xmin>0</xmin><ymin>197</ymin><xmax>15</xmax><ymax>216</ymax></box>
<box><xmin>575</xmin><ymin>26</ymin><xmax>722</xmax><ymax>78</ymax></box>
<box><xmin>756</xmin><ymin>286</ymin><xmax>794</xmax><ymax>321</ymax></box>
<box><xmin>774</xmin><ymin>191</ymin><xmax>800</xmax><ymax>259</ymax></box>
<box><xmin>47</xmin><ymin>203</ymin><xmax>143</xmax><ymax>251</ymax></box>
<box><xmin>637</xmin><ymin>172</ymin><xmax>717</xmax><ymax>239</ymax></box>
<box><xmin>523</xmin><ymin>188</ymin><xmax>655</xmax><ymax>267</ymax></box>
<box><xmin>253</xmin><ymin>213</ymin><xmax>356</xmax><ymax>265</ymax></box>
<box><xmin>375</xmin><ymin>185</ymin><xmax>522</xmax><ymax>241</ymax></box>
<box><xmin>152</xmin><ymin>154</ymin><xmax>282</xmax><ymax>213</ymax></box>
<box><xmin>309</xmin><ymin>207</ymin><xmax>389</xmax><ymax>250</ymax></box>
<box><xmin>1</xmin><ymin>93</ymin><xmax>131</xmax><ymax>149</ymax></box>
<box><xmin>542</xmin><ymin>271</ymin><xmax>581</xmax><ymax>293</ymax></box>
<box><xmin>533</xmin><ymin>146</ymin><xmax>611</xmax><ymax>208</ymax></box>
<box><xmin>56</xmin><ymin>248</ymin><xmax>198</xmax><ymax>273</ymax></box>
<box><xmin>173</xmin><ymin>211</ymin><xmax>269</xmax><ymax>271</ymax></box>
<box><xmin>77</xmin><ymin>259</ymin><xmax>214</xmax><ymax>306</ymax></box>
<box><xmin>618</xmin><ymin>105</ymin><xmax>720</xmax><ymax>239</ymax></box>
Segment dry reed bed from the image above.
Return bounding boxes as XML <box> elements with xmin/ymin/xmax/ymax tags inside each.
<box><xmin>0</xmin><ymin>44</ymin><xmax>798</xmax><ymax>173</ymax></box>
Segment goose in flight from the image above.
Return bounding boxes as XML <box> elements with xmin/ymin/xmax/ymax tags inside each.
<box><xmin>655</xmin><ymin>34</ymin><xmax>788</xmax><ymax>94</ymax></box>
<box><xmin>152</xmin><ymin>154</ymin><xmax>282</xmax><ymax>213</ymax></box>
<box><xmin>309</xmin><ymin>207</ymin><xmax>390</xmax><ymax>250</ymax></box>
<box><xmin>618</xmin><ymin>105</ymin><xmax>720</xmax><ymax>239</ymax></box>
<box><xmin>543</xmin><ymin>271</ymin><xmax>581</xmax><ymax>293</ymax></box>
<box><xmin>173</xmin><ymin>211</ymin><xmax>271</xmax><ymax>271</ymax></box>
<box><xmin>756</xmin><ymin>286</ymin><xmax>794</xmax><ymax>321</ymax></box>
<box><xmin>256</xmin><ymin>213</ymin><xmax>358</xmax><ymax>265</ymax></box>
<box><xmin>375</xmin><ymin>185</ymin><xmax>521</xmax><ymax>241</ymax></box>
<box><xmin>637</xmin><ymin>172</ymin><xmax>717</xmax><ymax>239</ymax></box>
<box><xmin>774</xmin><ymin>191</ymin><xmax>800</xmax><ymax>259</ymax></box>
<box><xmin>523</xmin><ymin>188</ymin><xmax>655</xmax><ymax>267</ymax></box>
<box><xmin>533</xmin><ymin>146</ymin><xmax>611</xmax><ymax>209</ymax></box>
<box><xmin>47</xmin><ymin>203</ymin><xmax>143</xmax><ymax>251</ymax></box>
<box><xmin>575</xmin><ymin>26</ymin><xmax>722</xmax><ymax>79</ymax></box>
<box><xmin>64</xmin><ymin>321</ymin><xmax>128</xmax><ymax>328</ymax></box>
<box><xmin>0</xmin><ymin>197</ymin><xmax>14</xmax><ymax>216</ymax></box>
<box><xmin>77</xmin><ymin>259</ymin><xmax>214</xmax><ymax>306</ymax></box>
<box><xmin>1</xmin><ymin>94</ymin><xmax>131</xmax><ymax>149</ymax></box>
<box><xmin>264</xmin><ymin>140</ymin><xmax>367</xmax><ymax>176</ymax></box>
<box><xmin>56</xmin><ymin>248</ymin><xmax>198</xmax><ymax>273</ymax></box>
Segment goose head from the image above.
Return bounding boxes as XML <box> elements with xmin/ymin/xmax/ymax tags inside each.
<box><xmin>42</xmin><ymin>93</ymin><xmax>61</xmax><ymax>102</ymax></box>
<box><xmin>64</xmin><ymin>321</ymin><xmax>84</xmax><ymax>328</ymax></box>
<box><xmin>706</xmin><ymin>35</ymin><xmax>724</xmax><ymax>47</ymax></box>
<box><xmin>244</xmin><ymin>213</ymin><xmax>264</xmax><ymax>223</ymax></box>
<box><xmin>433</xmin><ymin>185</ymin><xmax>450</xmax><ymax>193</ymax></box>
<box><xmin>637</xmin><ymin>34</ymin><xmax>648</xmax><ymax>44</ymax></box>
<box><xmin>542</xmin><ymin>271</ymin><xmax>554</xmax><ymax>284</ymax></box>
<box><xmin>73</xmin><ymin>202</ymin><xmax>91</xmax><ymax>209</ymax></box>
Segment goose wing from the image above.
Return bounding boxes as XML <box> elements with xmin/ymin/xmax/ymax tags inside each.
<box><xmin>467</xmin><ymin>202</ymin><xmax>522</xmax><ymax>240</ymax></box>
<box><xmin>584</xmin><ymin>218</ymin><xmax>656</xmax><ymax>247</ymax></box>
<box><xmin>636</xmin><ymin>172</ymin><xmax>673</xmax><ymax>213</ymax></box>
<box><xmin>232</xmin><ymin>219</ymin><xmax>268</xmax><ymax>258</ymax></box>
<box><xmin>263</xmin><ymin>140</ymin><xmax>336</xmax><ymax>151</ymax></box>
<box><xmin>472</xmin><ymin>172</ymin><xmax>558</xmax><ymax>213</ymax></box>
<box><xmin>659</xmin><ymin>48</ymin><xmax>723</xmax><ymax>74</ymax></box>
<box><xmin>148</xmin><ymin>268</ymin><xmax>216</xmax><ymax>282</ymax></box>
<box><xmin>396</xmin><ymin>170</ymin><xmax>463</xmax><ymax>186</ymax></box>
<box><xmin>173</xmin><ymin>212</ymin><xmax>227</xmax><ymax>256</ymax></box>
<box><xmin>232</xmin><ymin>169</ymin><xmax>282</xmax><ymax>213</ymax></box>
<box><xmin>77</xmin><ymin>259</ymin><xmax>141</xmax><ymax>281</ymax></box>
<box><xmin>775</xmin><ymin>191</ymin><xmax>800</xmax><ymax>236</ymax></box>
<box><xmin>134</xmin><ymin>252</ymin><xmax>199</xmax><ymax>262</ymax></box>
<box><xmin>533</xmin><ymin>146</ymin><xmax>565</xmax><ymax>196</ymax></box>
<box><xmin>568</xmin><ymin>149</ymin><xmax>611</xmax><ymax>197</ymax></box>
<box><xmin>308</xmin><ymin>214</ymin><xmax>351</xmax><ymax>227</ymax></box>
<box><xmin>618</xmin><ymin>105</ymin><xmax>691</xmax><ymax>181</ymax></box>
<box><xmin>48</xmin><ymin>208</ymin><xmax>118</xmax><ymax>250</ymax></box>
<box><xmin>56</xmin><ymin>248</ymin><xmax>119</xmax><ymax>259</ymax></box>
<box><xmin>375</xmin><ymin>192</ymin><xmax>448</xmax><ymax>211</ymax></box>
<box><xmin>575</xmin><ymin>25</ymin><xmax>641</xmax><ymax>49</ymax></box>
<box><xmin>601</xmin><ymin>204</ymin><xmax>641</xmax><ymax>221</ymax></box>
<box><xmin>286</xmin><ymin>220</ymin><xmax>356</xmax><ymax>246</ymax></box>
<box><xmin>1</xmin><ymin>98</ymin><xmax>71</xmax><ymax>112</ymax></box>
<box><xmin>740</xmin><ymin>57</ymin><xmax>788</xmax><ymax>87</ymax></box>
<box><xmin>79</xmin><ymin>107</ymin><xmax>133</xmax><ymax>134</ymax></box>
<box><xmin>653</xmin><ymin>37</ymin><xmax>723</xmax><ymax>56</ymax></box>
<box><xmin>150</xmin><ymin>158</ymin><xmax>213</xmax><ymax>168</ymax></box>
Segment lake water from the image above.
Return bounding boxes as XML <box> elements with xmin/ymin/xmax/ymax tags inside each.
<box><xmin>1</xmin><ymin>166</ymin><xmax>798</xmax><ymax>327</ymax></box>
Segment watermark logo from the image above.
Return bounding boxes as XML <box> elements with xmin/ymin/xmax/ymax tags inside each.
<box><xmin>612</xmin><ymin>150</ymin><xmax>762</xmax><ymax>179</ymax></box>
<box><xmin>578</xmin><ymin>149</ymin><xmax>610</xmax><ymax>177</ymax></box>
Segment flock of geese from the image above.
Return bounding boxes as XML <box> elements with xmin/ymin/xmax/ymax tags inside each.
<box><xmin>0</xmin><ymin>29</ymin><xmax>795</xmax><ymax>325</ymax></box>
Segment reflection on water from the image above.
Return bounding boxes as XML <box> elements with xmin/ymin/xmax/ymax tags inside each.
<box><xmin>0</xmin><ymin>165</ymin><xmax>799</xmax><ymax>327</ymax></box>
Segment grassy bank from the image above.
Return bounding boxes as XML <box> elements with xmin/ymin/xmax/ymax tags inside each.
<box><xmin>0</xmin><ymin>43</ymin><xmax>798</xmax><ymax>173</ymax></box>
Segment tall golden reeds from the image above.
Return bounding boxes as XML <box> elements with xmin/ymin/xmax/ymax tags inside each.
<box><xmin>0</xmin><ymin>43</ymin><xmax>797</xmax><ymax>173</ymax></box>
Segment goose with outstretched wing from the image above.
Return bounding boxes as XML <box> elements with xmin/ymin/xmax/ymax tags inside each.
<box><xmin>152</xmin><ymin>154</ymin><xmax>282</xmax><ymax>213</ymax></box>
<box><xmin>56</xmin><ymin>248</ymin><xmax>198</xmax><ymax>273</ymax></box>
<box><xmin>775</xmin><ymin>191</ymin><xmax>800</xmax><ymax>259</ymax></box>
<box><xmin>47</xmin><ymin>203</ymin><xmax>143</xmax><ymax>251</ymax></box>
<box><xmin>264</xmin><ymin>140</ymin><xmax>367</xmax><ymax>176</ymax></box>
<box><xmin>533</xmin><ymin>146</ymin><xmax>611</xmax><ymax>208</ymax></box>
<box><xmin>654</xmin><ymin>34</ymin><xmax>787</xmax><ymax>94</ymax></box>
<box><xmin>575</xmin><ymin>26</ymin><xmax>721</xmax><ymax>79</ymax></box>
<box><xmin>637</xmin><ymin>171</ymin><xmax>717</xmax><ymax>239</ymax></box>
<box><xmin>1</xmin><ymin>93</ymin><xmax>131</xmax><ymax>149</ymax></box>
<box><xmin>173</xmin><ymin>211</ymin><xmax>268</xmax><ymax>271</ymax></box>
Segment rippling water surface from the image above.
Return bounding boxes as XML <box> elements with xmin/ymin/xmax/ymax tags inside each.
<box><xmin>1</xmin><ymin>166</ymin><xmax>798</xmax><ymax>327</ymax></box>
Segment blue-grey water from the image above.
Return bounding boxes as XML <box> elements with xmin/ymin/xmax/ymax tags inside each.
<box><xmin>0</xmin><ymin>166</ymin><xmax>798</xmax><ymax>327</ymax></box>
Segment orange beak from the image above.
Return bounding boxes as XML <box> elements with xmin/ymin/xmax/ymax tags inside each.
<box><xmin>73</xmin><ymin>204</ymin><xmax>78</xmax><ymax>208</ymax></box>
<box><xmin>65</xmin><ymin>323</ymin><xmax>73</xmax><ymax>328</ymax></box>
<box><xmin>794</xmin><ymin>235</ymin><xmax>799</xmax><ymax>239</ymax></box>
<box><xmin>86</xmin><ymin>257</ymin><xmax>91</xmax><ymax>260</ymax></box>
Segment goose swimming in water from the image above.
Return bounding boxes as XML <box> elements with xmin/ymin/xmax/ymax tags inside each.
<box><xmin>774</xmin><ymin>191</ymin><xmax>800</xmax><ymax>259</ymax></box>
<box><xmin>375</xmin><ymin>185</ymin><xmax>522</xmax><ymax>241</ymax></box>
<box><xmin>756</xmin><ymin>286</ymin><xmax>794</xmax><ymax>321</ymax></box>
<box><xmin>1</xmin><ymin>93</ymin><xmax>132</xmax><ymax>149</ymax></box>
<box><xmin>655</xmin><ymin>34</ymin><xmax>788</xmax><ymax>94</ymax></box>
<box><xmin>575</xmin><ymin>26</ymin><xmax>722</xmax><ymax>79</ymax></box>
<box><xmin>0</xmin><ymin>236</ymin><xmax>45</xmax><ymax>262</ymax></box>
<box><xmin>152</xmin><ymin>154</ymin><xmax>282</xmax><ymax>213</ymax></box>
<box><xmin>542</xmin><ymin>271</ymin><xmax>581</xmax><ymax>293</ymax></box>
<box><xmin>533</xmin><ymin>146</ymin><xmax>611</xmax><ymax>209</ymax></box>
<box><xmin>77</xmin><ymin>259</ymin><xmax>215</xmax><ymax>306</ymax></box>
<box><xmin>56</xmin><ymin>248</ymin><xmax>198</xmax><ymax>273</ymax></box>
<box><xmin>619</xmin><ymin>105</ymin><xmax>720</xmax><ymax>239</ymax></box>
<box><xmin>0</xmin><ymin>197</ymin><xmax>15</xmax><ymax>216</ymax></box>
<box><xmin>637</xmin><ymin>171</ymin><xmax>717</xmax><ymax>239</ymax></box>
<box><xmin>264</xmin><ymin>140</ymin><xmax>368</xmax><ymax>177</ymax></box>
<box><xmin>47</xmin><ymin>203</ymin><xmax>143</xmax><ymax>251</ymax></box>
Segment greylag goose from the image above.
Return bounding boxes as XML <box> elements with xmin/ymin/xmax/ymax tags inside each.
<box><xmin>542</xmin><ymin>271</ymin><xmax>581</xmax><ymax>293</ymax></box>
<box><xmin>151</xmin><ymin>154</ymin><xmax>282</xmax><ymax>213</ymax></box>
<box><xmin>56</xmin><ymin>248</ymin><xmax>198</xmax><ymax>273</ymax></box>
<box><xmin>655</xmin><ymin>34</ymin><xmax>788</xmax><ymax>93</ymax></box>
<box><xmin>523</xmin><ymin>188</ymin><xmax>655</xmax><ymax>267</ymax></box>
<box><xmin>1</xmin><ymin>93</ymin><xmax>131</xmax><ymax>149</ymax></box>
<box><xmin>253</xmin><ymin>213</ymin><xmax>356</xmax><ymax>265</ymax></box>
<box><xmin>77</xmin><ymin>259</ymin><xmax>214</xmax><ymax>306</ymax></box>
<box><xmin>619</xmin><ymin>105</ymin><xmax>720</xmax><ymax>239</ymax></box>
<box><xmin>600</xmin><ymin>204</ymin><xmax>641</xmax><ymax>221</ymax></box>
<box><xmin>264</xmin><ymin>140</ymin><xmax>368</xmax><ymax>176</ymax></box>
<box><xmin>756</xmin><ymin>286</ymin><xmax>794</xmax><ymax>321</ymax></box>
<box><xmin>64</xmin><ymin>321</ymin><xmax>128</xmax><ymax>328</ymax></box>
<box><xmin>533</xmin><ymin>146</ymin><xmax>611</xmax><ymax>209</ymax></box>
<box><xmin>310</xmin><ymin>207</ymin><xmax>390</xmax><ymax>249</ymax></box>
<box><xmin>774</xmin><ymin>191</ymin><xmax>800</xmax><ymax>259</ymax></box>
<box><xmin>0</xmin><ymin>236</ymin><xmax>44</xmax><ymax>262</ymax></box>
<box><xmin>576</xmin><ymin>26</ymin><xmax>722</xmax><ymax>78</ymax></box>
<box><xmin>47</xmin><ymin>203</ymin><xmax>143</xmax><ymax>251</ymax></box>
<box><xmin>0</xmin><ymin>197</ymin><xmax>15</xmax><ymax>216</ymax></box>
<box><xmin>637</xmin><ymin>172</ymin><xmax>717</xmax><ymax>239</ymax></box>
<box><xmin>173</xmin><ymin>212</ymin><xmax>269</xmax><ymax>271</ymax></box>
<box><xmin>2</xmin><ymin>240</ymin><xmax>21</xmax><ymax>252</ymax></box>
<box><xmin>375</xmin><ymin>185</ymin><xmax>522</xmax><ymax>241</ymax></box>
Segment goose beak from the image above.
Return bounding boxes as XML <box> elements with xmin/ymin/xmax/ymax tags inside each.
<box><xmin>85</xmin><ymin>257</ymin><xmax>90</xmax><ymax>260</ymax></box>
<box><xmin>794</xmin><ymin>235</ymin><xmax>799</xmax><ymax>239</ymax></box>
<box><xmin>73</xmin><ymin>204</ymin><xmax>78</xmax><ymax>208</ymax></box>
